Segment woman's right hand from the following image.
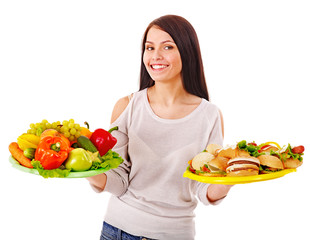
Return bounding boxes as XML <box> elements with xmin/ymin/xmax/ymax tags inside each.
<box><xmin>86</xmin><ymin>173</ymin><xmax>107</xmax><ymax>193</ymax></box>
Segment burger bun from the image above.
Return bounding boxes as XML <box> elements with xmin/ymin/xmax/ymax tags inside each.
<box><xmin>258</xmin><ymin>155</ymin><xmax>284</xmax><ymax>169</ymax></box>
<box><xmin>283</xmin><ymin>158</ymin><xmax>303</xmax><ymax>169</ymax></box>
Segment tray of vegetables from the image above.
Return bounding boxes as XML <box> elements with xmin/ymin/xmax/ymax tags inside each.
<box><xmin>8</xmin><ymin>119</ymin><xmax>123</xmax><ymax>178</ymax></box>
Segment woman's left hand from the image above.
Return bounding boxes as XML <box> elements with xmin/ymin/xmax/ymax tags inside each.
<box><xmin>207</xmin><ymin>184</ymin><xmax>234</xmax><ymax>202</ymax></box>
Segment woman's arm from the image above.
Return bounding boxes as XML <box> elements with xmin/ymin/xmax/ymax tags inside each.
<box><xmin>86</xmin><ymin>96</ymin><xmax>130</xmax><ymax>192</ymax></box>
<box><xmin>207</xmin><ymin>184</ymin><xmax>233</xmax><ymax>202</ymax></box>
<box><xmin>206</xmin><ymin>109</ymin><xmax>233</xmax><ymax>202</ymax></box>
<box><xmin>86</xmin><ymin>173</ymin><xmax>107</xmax><ymax>192</ymax></box>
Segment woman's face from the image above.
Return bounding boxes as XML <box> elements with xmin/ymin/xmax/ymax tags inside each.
<box><xmin>143</xmin><ymin>26</ymin><xmax>182</xmax><ymax>84</ymax></box>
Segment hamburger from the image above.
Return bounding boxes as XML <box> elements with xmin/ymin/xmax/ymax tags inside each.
<box><xmin>257</xmin><ymin>143</ymin><xmax>283</xmax><ymax>173</ymax></box>
<box><xmin>226</xmin><ymin>157</ymin><xmax>260</xmax><ymax>177</ymax></box>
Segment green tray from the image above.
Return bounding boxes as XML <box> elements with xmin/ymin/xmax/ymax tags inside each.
<box><xmin>9</xmin><ymin>155</ymin><xmax>110</xmax><ymax>178</ymax></box>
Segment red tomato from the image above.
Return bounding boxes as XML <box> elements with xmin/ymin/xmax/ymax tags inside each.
<box><xmin>189</xmin><ymin>166</ymin><xmax>196</xmax><ymax>173</ymax></box>
<box><xmin>258</xmin><ymin>145</ymin><xmax>271</xmax><ymax>153</ymax></box>
<box><xmin>248</xmin><ymin>142</ymin><xmax>257</xmax><ymax>146</ymax></box>
<box><xmin>202</xmin><ymin>165</ymin><xmax>210</xmax><ymax>172</ymax></box>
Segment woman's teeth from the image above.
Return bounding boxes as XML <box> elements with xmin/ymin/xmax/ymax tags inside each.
<box><xmin>151</xmin><ymin>65</ymin><xmax>167</xmax><ymax>69</ymax></box>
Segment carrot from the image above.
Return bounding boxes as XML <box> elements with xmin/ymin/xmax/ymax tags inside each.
<box><xmin>9</xmin><ymin>142</ymin><xmax>33</xmax><ymax>168</ymax></box>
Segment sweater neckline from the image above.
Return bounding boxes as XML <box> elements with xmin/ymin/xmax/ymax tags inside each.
<box><xmin>142</xmin><ymin>88</ymin><xmax>206</xmax><ymax>123</ymax></box>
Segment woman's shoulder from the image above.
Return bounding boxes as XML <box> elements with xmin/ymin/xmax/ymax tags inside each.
<box><xmin>110</xmin><ymin>95</ymin><xmax>132</xmax><ymax>124</ymax></box>
<box><xmin>202</xmin><ymin>100</ymin><xmax>224</xmax><ymax>137</ymax></box>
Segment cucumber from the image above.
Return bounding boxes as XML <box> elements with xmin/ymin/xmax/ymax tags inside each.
<box><xmin>24</xmin><ymin>148</ymin><xmax>36</xmax><ymax>159</ymax></box>
<box><xmin>77</xmin><ymin>136</ymin><xmax>98</xmax><ymax>153</ymax></box>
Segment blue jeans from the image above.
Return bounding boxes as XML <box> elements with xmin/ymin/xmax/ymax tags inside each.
<box><xmin>100</xmin><ymin>222</ymin><xmax>156</xmax><ymax>240</ymax></box>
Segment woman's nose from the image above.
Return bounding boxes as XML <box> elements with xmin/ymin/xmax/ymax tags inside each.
<box><xmin>152</xmin><ymin>49</ymin><xmax>163</xmax><ymax>60</ymax></box>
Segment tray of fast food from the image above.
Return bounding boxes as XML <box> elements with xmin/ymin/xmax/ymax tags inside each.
<box><xmin>183</xmin><ymin>141</ymin><xmax>304</xmax><ymax>184</ymax></box>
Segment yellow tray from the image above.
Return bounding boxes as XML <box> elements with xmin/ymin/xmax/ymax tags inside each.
<box><xmin>183</xmin><ymin>168</ymin><xmax>297</xmax><ymax>185</ymax></box>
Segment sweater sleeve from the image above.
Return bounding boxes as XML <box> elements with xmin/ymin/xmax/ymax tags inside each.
<box><xmin>104</xmin><ymin>126</ymin><xmax>131</xmax><ymax>197</ymax></box>
<box><xmin>196</xmin><ymin>105</ymin><xmax>225</xmax><ymax>205</ymax></box>
<box><xmin>206</xmin><ymin>107</ymin><xmax>223</xmax><ymax>147</ymax></box>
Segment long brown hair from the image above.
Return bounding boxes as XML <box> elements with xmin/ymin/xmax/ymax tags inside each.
<box><xmin>139</xmin><ymin>15</ymin><xmax>209</xmax><ymax>101</ymax></box>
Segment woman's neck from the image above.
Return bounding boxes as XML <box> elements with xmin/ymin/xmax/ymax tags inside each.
<box><xmin>148</xmin><ymin>82</ymin><xmax>188</xmax><ymax>107</ymax></box>
<box><xmin>146</xmin><ymin>83</ymin><xmax>202</xmax><ymax>119</ymax></box>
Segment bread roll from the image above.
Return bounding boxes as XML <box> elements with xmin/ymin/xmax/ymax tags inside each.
<box><xmin>258</xmin><ymin>155</ymin><xmax>284</xmax><ymax>169</ymax></box>
<box><xmin>283</xmin><ymin>158</ymin><xmax>303</xmax><ymax>169</ymax></box>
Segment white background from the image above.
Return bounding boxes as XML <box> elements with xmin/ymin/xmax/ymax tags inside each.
<box><xmin>1</xmin><ymin>1</ymin><xmax>309</xmax><ymax>239</ymax></box>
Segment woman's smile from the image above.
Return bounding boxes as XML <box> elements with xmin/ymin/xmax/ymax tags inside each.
<box><xmin>151</xmin><ymin>64</ymin><xmax>169</xmax><ymax>70</ymax></box>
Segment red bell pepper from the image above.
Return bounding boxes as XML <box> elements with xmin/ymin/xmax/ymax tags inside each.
<box><xmin>35</xmin><ymin>130</ymin><xmax>71</xmax><ymax>170</ymax></box>
<box><xmin>90</xmin><ymin>126</ymin><xmax>118</xmax><ymax>156</ymax></box>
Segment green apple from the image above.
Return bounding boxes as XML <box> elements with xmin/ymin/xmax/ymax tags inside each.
<box><xmin>64</xmin><ymin>148</ymin><xmax>92</xmax><ymax>171</ymax></box>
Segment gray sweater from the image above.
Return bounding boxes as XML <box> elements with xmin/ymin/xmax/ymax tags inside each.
<box><xmin>103</xmin><ymin>89</ymin><xmax>223</xmax><ymax>239</ymax></box>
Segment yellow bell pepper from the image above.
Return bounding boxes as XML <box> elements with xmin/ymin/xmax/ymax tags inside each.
<box><xmin>17</xmin><ymin>134</ymin><xmax>40</xmax><ymax>151</ymax></box>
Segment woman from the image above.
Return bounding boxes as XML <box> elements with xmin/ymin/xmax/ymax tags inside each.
<box><xmin>87</xmin><ymin>15</ymin><xmax>232</xmax><ymax>240</ymax></box>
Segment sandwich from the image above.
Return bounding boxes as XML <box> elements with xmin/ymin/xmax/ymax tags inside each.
<box><xmin>226</xmin><ymin>157</ymin><xmax>260</xmax><ymax>177</ymax></box>
<box><xmin>279</xmin><ymin>144</ymin><xmax>304</xmax><ymax>169</ymax></box>
<box><xmin>189</xmin><ymin>151</ymin><xmax>226</xmax><ymax>177</ymax></box>
<box><xmin>257</xmin><ymin>143</ymin><xmax>284</xmax><ymax>173</ymax></box>
<box><xmin>258</xmin><ymin>155</ymin><xmax>284</xmax><ymax>173</ymax></box>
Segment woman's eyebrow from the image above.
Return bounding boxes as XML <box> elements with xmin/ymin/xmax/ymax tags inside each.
<box><xmin>145</xmin><ymin>40</ymin><xmax>175</xmax><ymax>44</ymax></box>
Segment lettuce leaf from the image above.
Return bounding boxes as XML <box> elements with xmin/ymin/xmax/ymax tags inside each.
<box><xmin>90</xmin><ymin>150</ymin><xmax>124</xmax><ymax>170</ymax></box>
<box><xmin>237</xmin><ymin>140</ymin><xmax>263</xmax><ymax>157</ymax></box>
<box><xmin>281</xmin><ymin>144</ymin><xmax>303</xmax><ymax>162</ymax></box>
<box><xmin>31</xmin><ymin>160</ymin><xmax>71</xmax><ymax>178</ymax></box>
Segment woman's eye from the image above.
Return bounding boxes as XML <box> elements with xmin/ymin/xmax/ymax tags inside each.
<box><xmin>164</xmin><ymin>45</ymin><xmax>173</xmax><ymax>50</ymax></box>
<box><xmin>145</xmin><ymin>46</ymin><xmax>153</xmax><ymax>51</ymax></box>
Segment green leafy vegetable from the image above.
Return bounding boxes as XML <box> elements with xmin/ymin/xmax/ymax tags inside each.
<box><xmin>237</xmin><ymin>140</ymin><xmax>263</xmax><ymax>157</ymax></box>
<box><xmin>280</xmin><ymin>144</ymin><xmax>303</xmax><ymax>162</ymax></box>
<box><xmin>31</xmin><ymin>160</ymin><xmax>71</xmax><ymax>178</ymax></box>
<box><xmin>90</xmin><ymin>150</ymin><xmax>124</xmax><ymax>170</ymax></box>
